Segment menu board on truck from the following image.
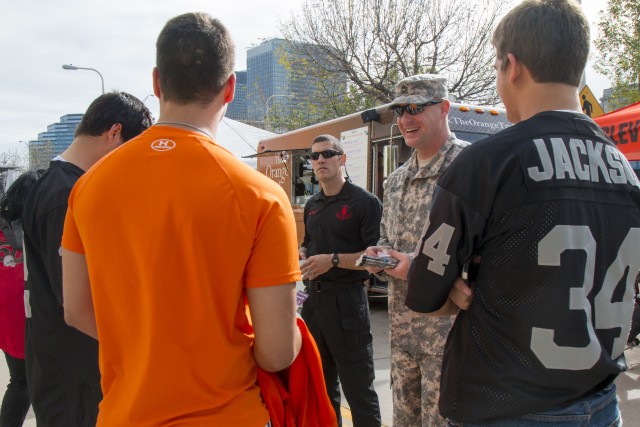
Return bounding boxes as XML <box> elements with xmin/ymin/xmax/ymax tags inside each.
<box><xmin>340</xmin><ymin>126</ymin><xmax>369</xmax><ymax>189</ymax></box>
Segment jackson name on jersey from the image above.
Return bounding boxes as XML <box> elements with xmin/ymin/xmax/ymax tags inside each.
<box><xmin>528</xmin><ymin>137</ymin><xmax>639</xmax><ymax>187</ymax></box>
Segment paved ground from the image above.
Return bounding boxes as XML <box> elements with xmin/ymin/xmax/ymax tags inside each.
<box><xmin>615</xmin><ymin>344</ymin><xmax>640</xmax><ymax>422</ymax></box>
<box><xmin>2</xmin><ymin>300</ymin><xmax>638</xmax><ymax>426</ymax></box>
<box><xmin>342</xmin><ymin>300</ymin><xmax>640</xmax><ymax>426</ymax></box>
<box><xmin>347</xmin><ymin>299</ymin><xmax>392</xmax><ymax>427</ymax></box>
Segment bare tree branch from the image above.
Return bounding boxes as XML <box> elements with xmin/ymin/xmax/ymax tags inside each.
<box><xmin>282</xmin><ymin>0</ymin><xmax>506</xmax><ymax>108</ymax></box>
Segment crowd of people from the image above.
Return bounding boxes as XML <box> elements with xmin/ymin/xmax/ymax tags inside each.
<box><xmin>0</xmin><ymin>0</ymin><xmax>639</xmax><ymax>426</ymax></box>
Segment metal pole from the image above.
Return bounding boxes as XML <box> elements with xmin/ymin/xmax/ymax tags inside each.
<box><xmin>62</xmin><ymin>64</ymin><xmax>105</xmax><ymax>94</ymax></box>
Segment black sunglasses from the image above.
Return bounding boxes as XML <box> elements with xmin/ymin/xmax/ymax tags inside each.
<box><xmin>310</xmin><ymin>149</ymin><xmax>343</xmax><ymax>160</ymax></box>
<box><xmin>392</xmin><ymin>101</ymin><xmax>443</xmax><ymax>117</ymax></box>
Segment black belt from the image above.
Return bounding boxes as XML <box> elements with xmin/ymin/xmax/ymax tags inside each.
<box><xmin>307</xmin><ymin>280</ymin><xmax>364</xmax><ymax>292</ymax></box>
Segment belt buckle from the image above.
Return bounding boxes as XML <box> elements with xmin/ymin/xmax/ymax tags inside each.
<box><xmin>308</xmin><ymin>280</ymin><xmax>323</xmax><ymax>292</ymax></box>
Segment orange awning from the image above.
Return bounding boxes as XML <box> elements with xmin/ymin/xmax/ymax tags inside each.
<box><xmin>594</xmin><ymin>102</ymin><xmax>640</xmax><ymax>161</ymax></box>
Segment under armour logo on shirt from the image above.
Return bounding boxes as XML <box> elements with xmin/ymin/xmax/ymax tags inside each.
<box><xmin>151</xmin><ymin>139</ymin><xmax>176</xmax><ymax>152</ymax></box>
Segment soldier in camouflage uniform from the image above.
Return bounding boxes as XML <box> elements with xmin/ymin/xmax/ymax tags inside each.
<box><xmin>365</xmin><ymin>74</ymin><xmax>469</xmax><ymax>426</ymax></box>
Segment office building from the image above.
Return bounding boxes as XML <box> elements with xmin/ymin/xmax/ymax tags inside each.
<box><xmin>226</xmin><ymin>70</ymin><xmax>248</xmax><ymax>122</ymax></box>
<box><xmin>245</xmin><ymin>38</ymin><xmax>345</xmax><ymax>129</ymax></box>
<box><xmin>29</xmin><ymin>113</ymin><xmax>82</xmax><ymax>170</ymax></box>
<box><xmin>246</xmin><ymin>39</ymin><xmax>291</xmax><ymax>126</ymax></box>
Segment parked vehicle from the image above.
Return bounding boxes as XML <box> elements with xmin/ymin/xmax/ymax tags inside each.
<box><xmin>251</xmin><ymin>102</ymin><xmax>512</xmax><ymax>296</ymax></box>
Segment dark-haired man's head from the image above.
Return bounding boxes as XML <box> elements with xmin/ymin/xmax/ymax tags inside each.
<box><xmin>312</xmin><ymin>134</ymin><xmax>344</xmax><ymax>153</ymax></box>
<box><xmin>155</xmin><ymin>12</ymin><xmax>235</xmax><ymax>105</ymax></box>
<box><xmin>492</xmin><ymin>0</ymin><xmax>589</xmax><ymax>87</ymax></box>
<box><xmin>75</xmin><ymin>91</ymin><xmax>153</xmax><ymax>142</ymax></box>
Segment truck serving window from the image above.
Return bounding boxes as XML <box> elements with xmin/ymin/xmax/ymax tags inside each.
<box><xmin>293</xmin><ymin>154</ymin><xmax>317</xmax><ymax>205</ymax></box>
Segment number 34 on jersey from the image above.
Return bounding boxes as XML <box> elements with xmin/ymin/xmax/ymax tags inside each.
<box><xmin>420</xmin><ymin>222</ymin><xmax>640</xmax><ymax>370</ymax></box>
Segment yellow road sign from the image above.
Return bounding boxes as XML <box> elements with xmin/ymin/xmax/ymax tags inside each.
<box><xmin>579</xmin><ymin>85</ymin><xmax>605</xmax><ymax>118</ymax></box>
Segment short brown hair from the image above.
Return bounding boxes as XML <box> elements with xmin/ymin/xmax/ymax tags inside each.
<box><xmin>312</xmin><ymin>134</ymin><xmax>343</xmax><ymax>153</ymax></box>
<box><xmin>492</xmin><ymin>0</ymin><xmax>589</xmax><ymax>86</ymax></box>
<box><xmin>156</xmin><ymin>13</ymin><xmax>235</xmax><ymax>104</ymax></box>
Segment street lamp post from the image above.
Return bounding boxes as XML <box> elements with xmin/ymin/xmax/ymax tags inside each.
<box><xmin>62</xmin><ymin>64</ymin><xmax>105</xmax><ymax>94</ymax></box>
<box><xmin>265</xmin><ymin>94</ymin><xmax>295</xmax><ymax>131</ymax></box>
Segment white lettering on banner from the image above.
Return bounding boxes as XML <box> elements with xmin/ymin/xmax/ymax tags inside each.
<box><xmin>276</xmin><ymin>153</ymin><xmax>288</xmax><ymax>164</ymax></box>
<box><xmin>449</xmin><ymin>116</ymin><xmax>510</xmax><ymax>132</ymax></box>
<box><xmin>527</xmin><ymin>138</ymin><xmax>640</xmax><ymax>187</ymax></box>
<box><xmin>265</xmin><ymin>164</ymin><xmax>288</xmax><ymax>185</ymax></box>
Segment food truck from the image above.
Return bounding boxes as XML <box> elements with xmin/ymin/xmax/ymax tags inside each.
<box><xmin>252</xmin><ymin>102</ymin><xmax>512</xmax><ymax>295</ymax></box>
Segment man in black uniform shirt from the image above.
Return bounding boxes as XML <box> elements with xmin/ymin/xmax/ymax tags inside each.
<box><xmin>22</xmin><ymin>92</ymin><xmax>152</xmax><ymax>427</ymax></box>
<box><xmin>299</xmin><ymin>134</ymin><xmax>382</xmax><ymax>427</ymax></box>
<box><xmin>384</xmin><ymin>0</ymin><xmax>640</xmax><ymax>425</ymax></box>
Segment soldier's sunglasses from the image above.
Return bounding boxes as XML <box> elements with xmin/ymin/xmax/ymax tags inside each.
<box><xmin>310</xmin><ymin>150</ymin><xmax>343</xmax><ymax>160</ymax></box>
<box><xmin>392</xmin><ymin>101</ymin><xmax>443</xmax><ymax>117</ymax></box>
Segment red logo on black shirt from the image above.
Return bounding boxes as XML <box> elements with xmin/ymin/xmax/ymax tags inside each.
<box><xmin>309</xmin><ymin>209</ymin><xmax>319</xmax><ymax>216</ymax></box>
<box><xmin>336</xmin><ymin>205</ymin><xmax>352</xmax><ymax>220</ymax></box>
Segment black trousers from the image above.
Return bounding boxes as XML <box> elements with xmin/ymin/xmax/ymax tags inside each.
<box><xmin>1</xmin><ymin>352</ymin><xmax>30</xmax><ymax>427</ymax></box>
<box><xmin>301</xmin><ymin>283</ymin><xmax>381</xmax><ymax>427</ymax></box>
<box><xmin>628</xmin><ymin>303</ymin><xmax>640</xmax><ymax>344</ymax></box>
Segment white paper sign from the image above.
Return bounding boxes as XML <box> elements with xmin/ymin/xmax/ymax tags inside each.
<box><xmin>340</xmin><ymin>126</ymin><xmax>369</xmax><ymax>190</ymax></box>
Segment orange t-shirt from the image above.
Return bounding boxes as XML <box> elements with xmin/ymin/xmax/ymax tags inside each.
<box><xmin>62</xmin><ymin>126</ymin><xmax>301</xmax><ymax>426</ymax></box>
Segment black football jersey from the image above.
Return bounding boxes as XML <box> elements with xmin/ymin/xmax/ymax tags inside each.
<box><xmin>406</xmin><ymin>111</ymin><xmax>640</xmax><ymax>423</ymax></box>
<box><xmin>22</xmin><ymin>160</ymin><xmax>101</xmax><ymax>424</ymax></box>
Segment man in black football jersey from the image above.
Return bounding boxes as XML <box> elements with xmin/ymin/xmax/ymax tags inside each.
<box><xmin>383</xmin><ymin>0</ymin><xmax>640</xmax><ymax>425</ymax></box>
<box><xmin>22</xmin><ymin>93</ymin><xmax>152</xmax><ymax>427</ymax></box>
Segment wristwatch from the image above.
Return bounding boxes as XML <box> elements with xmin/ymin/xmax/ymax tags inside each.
<box><xmin>332</xmin><ymin>253</ymin><xmax>340</xmax><ymax>267</ymax></box>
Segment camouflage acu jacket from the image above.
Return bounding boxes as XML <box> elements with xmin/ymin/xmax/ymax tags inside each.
<box><xmin>379</xmin><ymin>135</ymin><xmax>469</xmax><ymax>355</ymax></box>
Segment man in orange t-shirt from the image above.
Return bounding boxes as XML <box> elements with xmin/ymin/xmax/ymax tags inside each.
<box><xmin>60</xmin><ymin>13</ymin><xmax>301</xmax><ymax>426</ymax></box>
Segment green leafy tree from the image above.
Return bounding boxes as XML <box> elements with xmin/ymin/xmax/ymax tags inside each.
<box><xmin>594</xmin><ymin>0</ymin><xmax>640</xmax><ymax>111</ymax></box>
<box><xmin>280</xmin><ymin>0</ymin><xmax>508</xmax><ymax>120</ymax></box>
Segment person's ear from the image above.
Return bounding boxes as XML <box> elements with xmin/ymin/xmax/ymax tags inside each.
<box><xmin>441</xmin><ymin>99</ymin><xmax>451</xmax><ymax>117</ymax></box>
<box><xmin>107</xmin><ymin>123</ymin><xmax>123</xmax><ymax>146</ymax></box>
<box><xmin>505</xmin><ymin>53</ymin><xmax>521</xmax><ymax>83</ymax></box>
<box><xmin>152</xmin><ymin>67</ymin><xmax>161</xmax><ymax>99</ymax></box>
<box><xmin>223</xmin><ymin>73</ymin><xmax>236</xmax><ymax>104</ymax></box>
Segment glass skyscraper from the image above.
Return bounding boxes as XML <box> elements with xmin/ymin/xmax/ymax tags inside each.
<box><xmin>226</xmin><ymin>70</ymin><xmax>248</xmax><ymax>122</ymax></box>
<box><xmin>246</xmin><ymin>38</ymin><xmax>292</xmax><ymax>125</ymax></box>
<box><xmin>242</xmin><ymin>38</ymin><xmax>344</xmax><ymax>129</ymax></box>
<box><xmin>29</xmin><ymin>113</ymin><xmax>83</xmax><ymax>170</ymax></box>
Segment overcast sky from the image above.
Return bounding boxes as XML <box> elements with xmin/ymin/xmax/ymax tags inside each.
<box><xmin>0</xmin><ymin>0</ymin><xmax>609</xmax><ymax>155</ymax></box>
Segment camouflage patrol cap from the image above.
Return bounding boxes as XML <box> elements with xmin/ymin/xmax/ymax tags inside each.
<box><xmin>389</xmin><ymin>74</ymin><xmax>448</xmax><ymax>107</ymax></box>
